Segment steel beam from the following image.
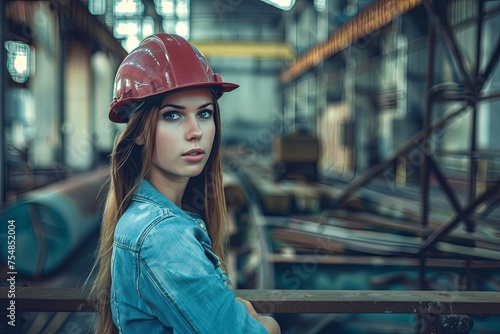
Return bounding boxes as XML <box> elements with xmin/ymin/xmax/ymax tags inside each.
<box><xmin>279</xmin><ymin>0</ymin><xmax>423</xmax><ymax>83</ymax></box>
<box><xmin>0</xmin><ymin>0</ymin><xmax>5</xmax><ymax>205</ymax></box>
<box><xmin>421</xmin><ymin>178</ymin><xmax>500</xmax><ymax>252</ymax></box>
<box><xmin>421</xmin><ymin>9</ymin><xmax>436</xmax><ymax>229</ymax></box>
<box><xmin>427</xmin><ymin>155</ymin><xmax>463</xmax><ymax>215</ymax></box>
<box><xmin>478</xmin><ymin>31</ymin><xmax>500</xmax><ymax>90</ymax></box>
<box><xmin>465</xmin><ymin>0</ymin><xmax>486</xmax><ymax>233</ymax></box>
<box><xmin>337</xmin><ymin>103</ymin><xmax>469</xmax><ymax>207</ymax></box>
<box><xmin>422</xmin><ymin>0</ymin><xmax>475</xmax><ymax>91</ymax></box>
<box><xmin>191</xmin><ymin>41</ymin><xmax>294</xmax><ymax>60</ymax></box>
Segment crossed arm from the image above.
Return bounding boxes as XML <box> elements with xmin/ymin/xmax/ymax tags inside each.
<box><xmin>236</xmin><ymin>298</ymin><xmax>281</xmax><ymax>334</ymax></box>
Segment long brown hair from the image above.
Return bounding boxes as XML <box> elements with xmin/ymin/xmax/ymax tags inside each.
<box><xmin>90</xmin><ymin>92</ymin><xmax>228</xmax><ymax>333</ymax></box>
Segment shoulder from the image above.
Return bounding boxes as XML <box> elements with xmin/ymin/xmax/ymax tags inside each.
<box><xmin>139</xmin><ymin>209</ymin><xmax>210</xmax><ymax>256</ymax></box>
<box><xmin>136</xmin><ymin>214</ymin><xmax>219</xmax><ymax>288</ymax></box>
<box><xmin>135</xmin><ymin>209</ymin><xmax>214</xmax><ymax>281</ymax></box>
<box><xmin>114</xmin><ymin>179</ymin><xmax>207</xmax><ymax>248</ymax></box>
<box><xmin>113</xmin><ymin>199</ymin><xmax>173</xmax><ymax>248</ymax></box>
<box><xmin>115</xmin><ymin>198</ymin><xmax>209</xmax><ymax>251</ymax></box>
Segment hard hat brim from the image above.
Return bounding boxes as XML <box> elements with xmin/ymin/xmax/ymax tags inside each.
<box><xmin>109</xmin><ymin>82</ymin><xmax>239</xmax><ymax>123</ymax></box>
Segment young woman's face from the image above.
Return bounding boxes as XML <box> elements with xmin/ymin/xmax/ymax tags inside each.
<box><xmin>150</xmin><ymin>89</ymin><xmax>216</xmax><ymax>182</ymax></box>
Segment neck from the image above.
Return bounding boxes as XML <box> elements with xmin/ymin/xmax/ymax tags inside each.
<box><xmin>147</xmin><ymin>168</ymin><xmax>188</xmax><ymax>207</ymax></box>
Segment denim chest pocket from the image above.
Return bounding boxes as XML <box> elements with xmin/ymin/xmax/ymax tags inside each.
<box><xmin>201</xmin><ymin>242</ymin><xmax>231</xmax><ymax>287</ymax></box>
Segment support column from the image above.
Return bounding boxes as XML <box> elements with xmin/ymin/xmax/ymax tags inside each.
<box><xmin>0</xmin><ymin>0</ymin><xmax>6</xmax><ymax>205</ymax></box>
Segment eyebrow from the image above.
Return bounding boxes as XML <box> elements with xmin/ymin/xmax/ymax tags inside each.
<box><xmin>159</xmin><ymin>102</ymin><xmax>214</xmax><ymax>110</ymax></box>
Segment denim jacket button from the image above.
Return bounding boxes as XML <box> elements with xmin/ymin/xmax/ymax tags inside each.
<box><xmin>198</xmin><ymin>222</ymin><xmax>205</xmax><ymax>229</ymax></box>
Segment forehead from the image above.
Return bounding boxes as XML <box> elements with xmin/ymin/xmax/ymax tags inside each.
<box><xmin>160</xmin><ymin>89</ymin><xmax>213</xmax><ymax>106</ymax></box>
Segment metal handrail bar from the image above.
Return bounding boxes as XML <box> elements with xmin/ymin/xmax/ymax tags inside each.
<box><xmin>2</xmin><ymin>287</ymin><xmax>500</xmax><ymax>315</ymax></box>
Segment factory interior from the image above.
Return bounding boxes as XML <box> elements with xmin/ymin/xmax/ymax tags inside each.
<box><xmin>1</xmin><ymin>0</ymin><xmax>500</xmax><ymax>333</ymax></box>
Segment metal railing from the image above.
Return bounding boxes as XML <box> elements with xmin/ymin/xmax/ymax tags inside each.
<box><xmin>1</xmin><ymin>287</ymin><xmax>499</xmax><ymax>333</ymax></box>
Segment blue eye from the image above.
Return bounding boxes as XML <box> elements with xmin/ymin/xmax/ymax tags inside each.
<box><xmin>198</xmin><ymin>109</ymin><xmax>213</xmax><ymax>119</ymax></box>
<box><xmin>162</xmin><ymin>111</ymin><xmax>180</xmax><ymax>121</ymax></box>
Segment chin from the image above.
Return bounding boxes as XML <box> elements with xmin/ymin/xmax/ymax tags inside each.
<box><xmin>182</xmin><ymin>168</ymin><xmax>205</xmax><ymax>178</ymax></box>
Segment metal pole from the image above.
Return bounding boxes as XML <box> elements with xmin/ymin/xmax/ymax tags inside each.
<box><xmin>58</xmin><ymin>8</ymin><xmax>66</xmax><ymax>168</ymax></box>
<box><xmin>421</xmin><ymin>4</ymin><xmax>436</xmax><ymax>229</ymax></box>
<box><xmin>422</xmin><ymin>178</ymin><xmax>500</xmax><ymax>251</ymax></box>
<box><xmin>466</xmin><ymin>0</ymin><xmax>485</xmax><ymax>232</ymax></box>
<box><xmin>0</xmin><ymin>0</ymin><xmax>6</xmax><ymax>205</ymax></box>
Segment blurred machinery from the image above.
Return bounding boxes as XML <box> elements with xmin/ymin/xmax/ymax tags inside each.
<box><xmin>272</xmin><ymin>130</ymin><xmax>320</xmax><ymax>182</ymax></box>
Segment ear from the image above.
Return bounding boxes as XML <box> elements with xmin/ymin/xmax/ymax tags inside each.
<box><xmin>135</xmin><ymin>134</ymin><xmax>145</xmax><ymax>145</ymax></box>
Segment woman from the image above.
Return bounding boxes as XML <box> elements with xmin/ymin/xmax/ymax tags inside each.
<box><xmin>91</xmin><ymin>33</ymin><xmax>280</xmax><ymax>333</ymax></box>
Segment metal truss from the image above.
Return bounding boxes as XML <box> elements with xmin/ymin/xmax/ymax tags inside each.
<box><xmin>336</xmin><ymin>0</ymin><xmax>500</xmax><ymax>288</ymax></box>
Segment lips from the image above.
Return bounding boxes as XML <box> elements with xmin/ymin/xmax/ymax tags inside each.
<box><xmin>182</xmin><ymin>148</ymin><xmax>205</xmax><ymax>156</ymax></box>
<box><xmin>182</xmin><ymin>148</ymin><xmax>205</xmax><ymax>163</ymax></box>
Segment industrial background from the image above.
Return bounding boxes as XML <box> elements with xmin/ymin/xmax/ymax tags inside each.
<box><xmin>1</xmin><ymin>0</ymin><xmax>500</xmax><ymax>333</ymax></box>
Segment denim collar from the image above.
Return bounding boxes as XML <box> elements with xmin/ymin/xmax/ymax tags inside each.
<box><xmin>133</xmin><ymin>178</ymin><xmax>202</xmax><ymax>221</ymax></box>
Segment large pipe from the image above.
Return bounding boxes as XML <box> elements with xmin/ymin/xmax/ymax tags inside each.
<box><xmin>0</xmin><ymin>170</ymin><xmax>107</xmax><ymax>278</ymax></box>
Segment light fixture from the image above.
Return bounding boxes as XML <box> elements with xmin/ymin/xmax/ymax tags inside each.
<box><xmin>314</xmin><ymin>0</ymin><xmax>326</xmax><ymax>12</ymax></box>
<box><xmin>114</xmin><ymin>20</ymin><xmax>140</xmax><ymax>38</ymax></box>
<box><xmin>156</xmin><ymin>0</ymin><xmax>191</xmax><ymax>39</ymax></box>
<box><xmin>88</xmin><ymin>0</ymin><xmax>106</xmax><ymax>15</ymax></box>
<box><xmin>5</xmin><ymin>41</ymin><xmax>31</xmax><ymax>84</ymax></box>
<box><xmin>260</xmin><ymin>0</ymin><xmax>295</xmax><ymax>11</ymax></box>
<box><xmin>176</xmin><ymin>0</ymin><xmax>189</xmax><ymax>18</ymax></box>
<box><xmin>175</xmin><ymin>21</ymin><xmax>189</xmax><ymax>39</ymax></box>
<box><xmin>114</xmin><ymin>0</ymin><xmax>144</xmax><ymax>16</ymax></box>
<box><xmin>155</xmin><ymin>0</ymin><xmax>175</xmax><ymax>17</ymax></box>
<box><xmin>122</xmin><ymin>35</ymin><xmax>141</xmax><ymax>52</ymax></box>
<box><xmin>142</xmin><ymin>17</ymin><xmax>155</xmax><ymax>37</ymax></box>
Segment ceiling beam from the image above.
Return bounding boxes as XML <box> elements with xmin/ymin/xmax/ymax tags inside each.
<box><xmin>191</xmin><ymin>41</ymin><xmax>294</xmax><ymax>60</ymax></box>
<box><xmin>279</xmin><ymin>0</ymin><xmax>422</xmax><ymax>84</ymax></box>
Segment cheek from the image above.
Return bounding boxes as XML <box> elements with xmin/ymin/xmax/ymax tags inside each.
<box><xmin>156</xmin><ymin>130</ymin><xmax>173</xmax><ymax>144</ymax></box>
<box><xmin>205</xmin><ymin>123</ymin><xmax>216</xmax><ymax>146</ymax></box>
<box><xmin>154</xmin><ymin>125</ymin><xmax>177</xmax><ymax>156</ymax></box>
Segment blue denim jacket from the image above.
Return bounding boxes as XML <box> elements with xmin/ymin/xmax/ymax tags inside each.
<box><xmin>110</xmin><ymin>179</ymin><xmax>268</xmax><ymax>333</ymax></box>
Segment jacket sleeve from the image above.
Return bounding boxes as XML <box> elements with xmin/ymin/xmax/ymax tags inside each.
<box><xmin>137</xmin><ymin>216</ymin><xmax>269</xmax><ymax>334</ymax></box>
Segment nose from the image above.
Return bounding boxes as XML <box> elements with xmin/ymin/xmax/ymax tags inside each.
<box><xmin>185</xmin><ymin>117</ymin><xmax>202</xmax><ymax>141</ymax></box>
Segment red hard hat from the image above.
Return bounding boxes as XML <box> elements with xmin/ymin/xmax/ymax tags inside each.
<box><xmin>109</xmin><ymin>33</ymin><xmax>239</xmax><ymax>123</ymax></box>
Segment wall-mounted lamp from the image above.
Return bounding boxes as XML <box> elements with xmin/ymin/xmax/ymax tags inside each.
<box><xmin>260</xmin><ymin>0</ymin><xmax>295</xmax><ymax>11</ymax></box>
<box><xmin>5</xmin><ymin>41</ymin><xmax>31</xmax><ymax>84</ymax></box>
